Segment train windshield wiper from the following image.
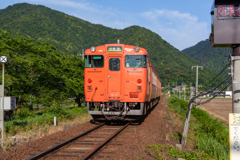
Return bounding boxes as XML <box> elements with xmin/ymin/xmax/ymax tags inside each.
<box><xmin>134</xmin><ymin>62</ymin><xmax>141</xmax><ymax>70</ymax></box>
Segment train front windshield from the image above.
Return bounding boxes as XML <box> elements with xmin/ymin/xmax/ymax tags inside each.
<box><xmin>85</xmin><ymin>55</ymin><xmax>104</xmax><ymax>68</ymax></box>
<box><xmin>125</xmin><ymin>55</ymin><xmax>147</xmax><ymax>68</ymax></box>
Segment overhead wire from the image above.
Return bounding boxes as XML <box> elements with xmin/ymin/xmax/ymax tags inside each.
<box><xmin>188</xmin><ymin>58</ymin><xmax>232</xmax><ymax>106</ymax></box>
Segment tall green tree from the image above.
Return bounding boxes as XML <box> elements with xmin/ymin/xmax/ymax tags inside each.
<box><xmin>60</xmin><ymin>54</ymin><xmax>84</xmax><ymax>107</ymax></box>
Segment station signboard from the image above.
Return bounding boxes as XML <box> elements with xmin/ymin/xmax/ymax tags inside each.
<box><xmin>218</xmin><ymin>5</ymin><xmax>240</xmax><ymax>19</ymax></box>
<box><xmin>229</xmin><ymin>113</ymin><xmax>240</xmax><ymax>160</ymax></box>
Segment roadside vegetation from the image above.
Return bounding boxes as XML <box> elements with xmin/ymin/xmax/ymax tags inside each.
<box><xmin>3</xmin><ymin>102</ymin><xmax>88</xmax><ymax>136</ymax></box>
<box><xmin>145</xmin><ymin>97</ymin><xmax>229</xmax><ymax>160</ymax></box>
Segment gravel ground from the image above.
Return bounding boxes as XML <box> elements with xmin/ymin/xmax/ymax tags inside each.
<box><xmin>112</xmin><ymin>94</ymin><xmax>183</xmax><ymax>160</ymax></box>
<box><xmin>0</xmin><ymin>94</ymin><xmax>184</xmax><ymax>160</ymax></box>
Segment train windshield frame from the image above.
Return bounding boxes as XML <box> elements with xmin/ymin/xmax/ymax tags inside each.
<box><xmin>84</xmin><ymin>55</ymin><xmax>104</xmax><ymax>68</ymax></box>
<box><xmin>125</xmin><ymin>55</ymin><xmax>147</xmax><ymax>68</ymax></box>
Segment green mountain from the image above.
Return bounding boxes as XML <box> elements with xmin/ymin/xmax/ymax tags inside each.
<box><xmin>182</xmin><ymin>40</ymin><xmax>232</xmax><ymax>73</ymax></box>
<box><xmin>0</xmin><ymin>3</ymin><xmax>217</xmax><ymax>85</ymax></box>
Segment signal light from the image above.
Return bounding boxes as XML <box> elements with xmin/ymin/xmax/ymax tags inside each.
<box><xmin>137</xmin><ymin>79</ymin><xmax>142</xmax><ymax>83</ymax></box>
<box><xmin>88</xmin><ymin>78</ymin><xmax>92</xmax><ymax>83</ymax></box>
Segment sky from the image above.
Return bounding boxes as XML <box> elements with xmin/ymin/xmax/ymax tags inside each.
<box><xmin>0</xmin><ymin>0</ymin><xmax>214</xmax><ymax>50</ymax></box>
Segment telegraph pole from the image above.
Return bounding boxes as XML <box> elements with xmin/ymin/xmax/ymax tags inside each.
<box><xmin>179</xmin><ymin>85</ymin><xmax>181</xmax><ymax>99</ymax></box>
<box><xmin>82</xmin><ymin>49</ymin><xmax>84</xmax><ymax>60</ymax></box>
<box><xmin>232</xmin><ymin>45</ymin><xmax>240</xmax><ymax>113</ymax></box>
<box><xmin>192</xmin><ymin>65</ymin><xmax>203</xmax><ymax>108</ymax></box>
<box><xmin>184</xmin><ymin>85</ymin><xmax>186</xmax><ymax>101</ymax></box>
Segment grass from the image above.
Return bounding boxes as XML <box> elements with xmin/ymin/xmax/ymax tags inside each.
<box><xmin>3</xmin><ymin>105</ymin><xmax>88</xmax><ymax>136</ymax></box>
<box><xmin>146</xmin><ymin>144</ymin><xmax>209</xmax><ymax>160</ymax></box>
<box><xmin>167</xmin><ymin>97</ymin><xmax>229</xmax><ymax>160</ymax></box>
<box><xmin>163</xmin><ymin>116</ymin><xmax>171</xmax><ymax>120</ymax></box>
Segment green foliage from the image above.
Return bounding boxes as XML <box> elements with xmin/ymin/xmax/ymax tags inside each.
<box><xmin>182</xmin><ymin>40</ymin><xmax>231</xmax><ymax>73</ymax></box>
<box><xmin>146</xmin><ymin>144</ymin><xmax>209</xmax><ymax>159</ymax></box>
<box><xmin>0</xmin><ymin>3</ymin><xmax>217</xmax><ymax>85</ymax></box>
<box><xmin>14</xmin><ymin>107</ymin><xmax>36</xmax><ymax>119</ymax></box>
<box><xmin>168</xmin><ymin>97</ymin><xmax>229</xmax><ymax>160</ymax></box>
<box><xmin>4</xmin><ymin>106</ymin><xmax>88</xmax><ymax>136</ymax></box>
<box><xmin>0</xmin><ymin>29</ymin><xmax>84</xmax><ymax>109</ymax></box>
<box><xmin>43</xmin><ymin>106</ymin><xmax>69</xmax><ymax>117</ymax></box>
<box><xmin>163</xmin><ymin>116</ymin><xmax>171</xmax><ymax>120</ymax></box>
<box><xmin>196</xmin><ymin>135</ymin><xmax>229</xmax><ymax>159</ymax></box>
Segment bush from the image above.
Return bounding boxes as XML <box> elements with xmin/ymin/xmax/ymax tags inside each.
<box><xmin>43</xmin><ymin>106</ymin><xmax>68</xmax><ymax>116</ymax></box>
<box><xmin>4</xmin><ymin>106</ymin><xmax>88</xmax><ymax>136</ymax></box>
<box><xmin>14</xmin><ymin>107</ymin><xmax>36</xmax><ymax>119</ymax></box>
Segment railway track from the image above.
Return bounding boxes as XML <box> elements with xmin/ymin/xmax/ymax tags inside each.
<box><xmin>26</xmin><ymin>122</ymin><xmax>134</xmax><ymax>160</ymax></box>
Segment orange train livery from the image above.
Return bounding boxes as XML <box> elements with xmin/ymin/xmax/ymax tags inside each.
<box><xmin>84</xmin><ymin>42</ymin><xmax>161</xmax><ymax>121</ymax></box>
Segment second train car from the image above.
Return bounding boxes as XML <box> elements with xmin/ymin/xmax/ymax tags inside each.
<box><xmin>84</xmin><ymin>41</ymin><xmax>161</xmax><ymax>121</ymax></box>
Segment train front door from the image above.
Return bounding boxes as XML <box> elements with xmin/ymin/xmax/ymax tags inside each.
<box><xmin>106</xmin><ymin>56</ymin><xmax>122</xmax><ymax>100</ymax></box>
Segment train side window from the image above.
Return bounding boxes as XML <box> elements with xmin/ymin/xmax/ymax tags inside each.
<box><xmin>109</xmin><ymin>58</ymin><xmax>120</xmax><ymax>71</ymax></box>
<box><xmin>84</xmin><ymin>55</ymin><xmax>104</xmax><ymax>68</ymax></box>
<box><xmin>125</xmin><ymin>55</ymin><xmax>147</xmax><ymax>68</ymax></box>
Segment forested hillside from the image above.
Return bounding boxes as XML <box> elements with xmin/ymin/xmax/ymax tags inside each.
<box><xmin>0</xmin><ymin>3</ymin><xmax>217</xmax><ymax>85</ymax></box>
<box><xmin>182</xmin><ymin>41</ymin><xmax>232</xmax><ymax>73</ymax></box>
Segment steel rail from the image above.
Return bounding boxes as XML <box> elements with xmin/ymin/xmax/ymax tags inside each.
<box><xmin>81</xmin><ymin>122</ymin><xmax>130</xmax><ymax>160</ymax></box>
<box><xmin>26</xmin><ymin>123</ymin><xmax>105</xmax><ymax>160</ymax></box>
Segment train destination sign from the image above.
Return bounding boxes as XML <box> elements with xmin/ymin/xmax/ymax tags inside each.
<box><xmin>218</xmin><ymin>5</ymin><xmax>240</xmax><ymax>18</ymax></box>
<box><xmin>107</xmin><ymin>46</ymin><xmax>122</xmax><ymax>52</ymax></box>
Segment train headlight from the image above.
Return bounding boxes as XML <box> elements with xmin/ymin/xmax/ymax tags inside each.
<box><xmin>88</xmin><ymin>78</ymin><xmax>92</xmax><ymax>83</ymax></box>
<box><xmin>90</xmin><ymin>46</ymin><xmax>96</xmax><ymax>52</ymax></box>
<box><xmin>134</xmin><ymin>46</ymin><xmax>139</xmax><ymax>52</ymax></box>
<box><xmin>137</xmin><ymin>79</ymin><xmax>142</xmax><ymax>83</ymax></box>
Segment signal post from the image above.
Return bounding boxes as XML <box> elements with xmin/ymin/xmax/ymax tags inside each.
<box><xmin>210</xmin><ymin>1</ymin><xmax>240</xmax><ymax>159</ymax></box>
<box><xmin>0</xmin><ymin>55</ymin><xmax>7</xmax><ymax>147</ymax></box>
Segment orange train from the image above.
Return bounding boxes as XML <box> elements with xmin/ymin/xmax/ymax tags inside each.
<box><xmin>84</xmin><ymin>41</ymin><xmax>161</xmax><ymax>121</ymax></box>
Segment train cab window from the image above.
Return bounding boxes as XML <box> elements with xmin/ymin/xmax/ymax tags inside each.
<box><xmin>84</xmin><ymin>55</ymin><xmax>104</xmax><ymax>68</ymax></box>
<box><xmin>125</xmin><ymin>55</ymin><xmax>147</xmax><ymax>68</ymax></box>
<box><xmin>109</xmin><ymin>58</ymin><xmax>120</xmax><ymax>71</ymax></box>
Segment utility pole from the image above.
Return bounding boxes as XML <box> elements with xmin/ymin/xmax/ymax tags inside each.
<box><xmin>179</xmin><ymin>85</ymin><xmax>181</xmax><ymax>99</ymax></box>
<box><xmin>82</xmin><ymin>49</ymin><xmax>84</xmax><ymax>60</ymax></box>
<box><xmin>176</xmin><ymin>82</ymin><xmax>178</xmax><ymax>98</ymax></box>
<box><xmin>232</xmin><ymin>45</ymin><xmax>240</xmax><ymax>113</ymax></box>
<box><xmin>184</xmin><ymin>85</ymin><xmax>186</xmax><ymax>101</ymax></box>
<box><xmin>192</xmin><ymin>65</ymin><xmax>203</xmax><ymax>108</ymax></box>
